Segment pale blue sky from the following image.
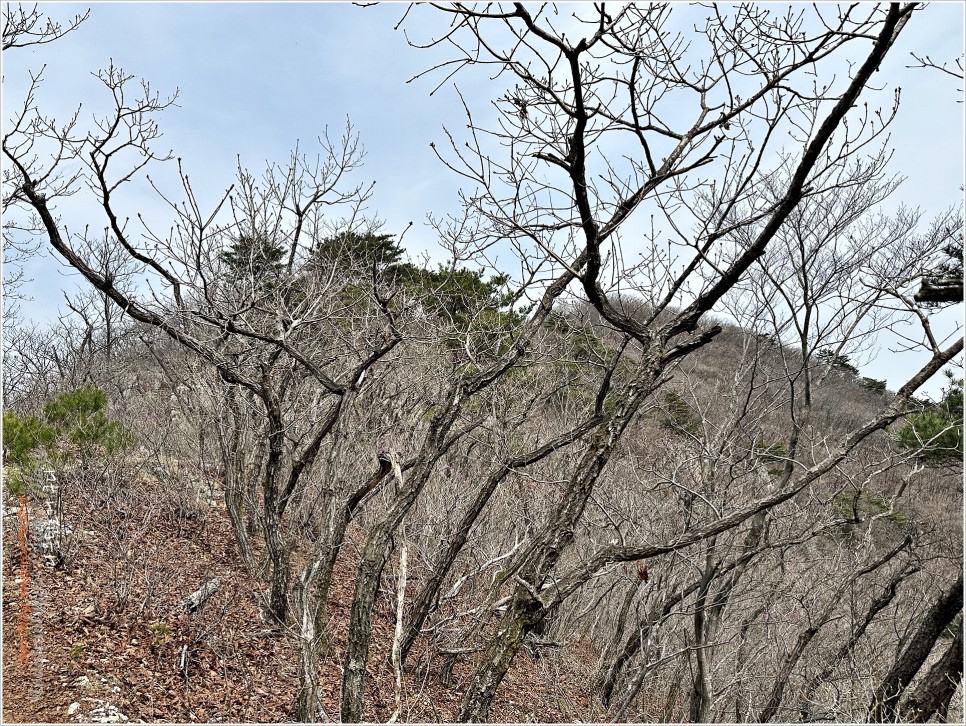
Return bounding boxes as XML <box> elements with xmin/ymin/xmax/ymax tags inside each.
<box><xmin>3</xmin><ymin>1</ymin><xmax>964</xmax><ymax>396</ymax></box>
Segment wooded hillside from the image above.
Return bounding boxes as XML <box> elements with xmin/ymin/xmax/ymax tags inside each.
<box><xmin>3</xmin><ymin>3</ymin><xmax>963</xmax><ymax>723</ymax></box>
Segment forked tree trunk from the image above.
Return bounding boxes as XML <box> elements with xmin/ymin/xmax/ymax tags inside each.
<box><xmin>612</xmin><ymin>595</ymin><xmax>698</xmax><ymax>720</ymax></box>
<box><xmin>688</xmin><ymin>557</ymin><xmax>715</xmax><ymax>724</ymax></box>
<box><xmin>224</xmin><ymin>479</ymin><xmax>262</xmax><ymax>578</ymax></box>
<box><xmin>398</xmin><ymin>416</ymin><xmax>603</xmax><ymax>667</ymax></box>
<box><xmin>340</xmin><ymin>393</ymin><xmax>463</xmax><ymax>722</ymax></box>
<box><xmin>293</xmin><ymin>455</ymin><xmax>394</xmax><ymax>721</ymax></box>
<box><xmin>458</xmin><ymin>365</ymin><xmax>660</xmax><ymax>722</ymax></box>
<box><xmin>315</xmin><ymin>454</ymin><xmax>393</xmax><ymax>655</ymax></box>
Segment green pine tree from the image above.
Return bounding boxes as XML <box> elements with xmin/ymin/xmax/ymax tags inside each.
<box><xmin>816</xmin><ymin>348</ymin><xmax>859</xmax><ymax>377</ymax></box>
<box><xmin>221</xmin><ymin>232</ymin><xmax>287</xmax><ymax>282</ymax></box>
<box><xmin>311</xmin><ymin>231</ymin><xmax>404</xmax><ymax>271</ymax></box>
<box><xmin>897</xmin><ymin>371</ymin><xmax>963</xmax><ymax>464</ymax></box>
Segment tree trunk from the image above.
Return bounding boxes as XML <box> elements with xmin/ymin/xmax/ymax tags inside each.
<box><xmin>398</xmin><ymin>466</ymin><xmax>509</xmax><ymax>667</ymax></box>
<box><xmin>760</xmin><ymin>537</ymin><xmax>912</xmax><ymax>722</ymax></box>
<box><xmin>340</xmin><ymin>523</ymin><xmax>393</xmax><ymax>723</ymax></box>
<box><xmin>900</xmin><ymin>615</ymin><xmax>963</xmax><ymax>723</ymax></box>
<box><xmin>458</xmin><ymin>594</ymin><xmax>547</xmax><ymax>722</ymax></box>
<box><xmin>611</xmin><ymin>590</ymin><xmax>698</xmax><ymax>721</ymax></box>
<box><xmin>293</xmin><ymin>569</ymin><xmax>323</xmax><ymax>722</ymax></box>
<box><xmin>596</xmin><ymin>580</ymin><xmax>645</xmax><ymax>706</ymax></box>
<box><xmin>799</xmin><ymin>564</ymin><xmax>917</xmax><ymax>720</ymax></box>
<box><xmin>457</xmin><ymin>364</ymin><xmax>660</xmax><ymax>721</ymax></box>
<box><xmin>398</xmin><ymin>416</ymin><xmax>602</xmax><ymax>666</ymax></box>
<box><xmin>311</xmin><ymin>540</ymin><xmax>339</xmax><ymax>657</ymax></box>
<box><xmin>263</xmin><ymin>504</ymin><xmax>290</xmax><ymax>624</ymax></box>
<box><xmin>315</xmin><ymin>458</ymin><xmax>396</xmax><ymax>654</ymax></box>
<box><xmin>688</xmin><ymin>566</ymin><xmax>714</xmax><ymax>724</ymax></box>
<box><xmin>218</xmin><ymin>387</ymin><xmax>263</xmax><ymax>579</ymax></box>
<box><xmin>868</xmin><ymin>573</ymin><xmax>964</xmax><ymax>722</ymax></box>
<box><xmin>293</xmin><ymin>453</ymin><xmax>392</xmax><ymax>723</ymax></box>
<box><xmin>224</xmin><ymin>481</ymin><xmax>262</xmax><ymax>577</ymax></box>
<box><xmin>340</xmin><ymin>384</ymin><xmax>469</xmax><ymax>722</ymax></box>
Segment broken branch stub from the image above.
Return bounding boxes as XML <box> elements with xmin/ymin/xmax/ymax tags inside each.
<box><xmin>184</xmin><ymin>577</ymin><xmax>221</xmax><ymax>614</ymax></box>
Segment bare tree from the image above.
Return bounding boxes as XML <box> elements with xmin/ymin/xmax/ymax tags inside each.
<box><xmin>2</xmin><ymin>9</ymin><xmax>401</xmax><ymax>714</ymax></box>
<box><xmin>1</xmin><ymin>4</ymin><xmax>88</xmax><ymax>326</ymax></box>
<box><xmin>4</xmin><ymin>3</ymin><xmax>963</xmax><ymax>723</ymax></box>
<box><xmin>396</xmin><ymin>3</ymin><xmax>962</xmax><ymax>720</ymax></box>
<box><xmin>2</xmin><ymin>3</ymin><xmax>88</xmax><ymax>51</ymax></box>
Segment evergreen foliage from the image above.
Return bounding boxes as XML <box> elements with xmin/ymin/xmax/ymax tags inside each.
<box><xmin>916</xmin><ymin>232</ymin><xmax>964</xmax><ymax>306</ymax></box>
<box><xmin>41</xmin><ymin>385</ymin><xmax>136</xmax><ymax>456</ymax></box>
<box><xmin>312</xmin><ymin>231</ymin><xmax>403</xmax><ymax>271</ymax></box>
<box><xmin>817</xmin><ymin>348</ymin><xmax>860</xmax><ymax>377</ymax></box>
<box><xmin>897</xmin><ymin>371</ymin><xmax>963</xmax><ymax>464</ymax></box>
<box><xmin>3</xmin><ymin>410</ymin><xmax>55</xmax><ymax>466</ymax></box>
<box><xmin>932</xmin><ymin>234</ymin><xmax>963</xmax><ymax>284</ymax></box>
<box><xmin>221</xmin><ymin>232</ymin><xmax>286</xmax><ymax>282</ymax></box>
<box><xmin>2</xmin><ymin>386</ymin><xmax>135</xmax><ymax>494</ymax></box>
<box><xmin>313</xmin><ymin>230</ymin><xmax>524</xmax><ymax>341</ymax></box>
<box><xmin>661</xmin><ymin>392</ymin><xmax>703</xmax><ymax>437</ymax></box>
<box><xmin>860</xmin><ymin>377</ymin><xmax>888</xmax><ymax>394</ymax></box>
<box><xmin>396</xmin><ymin>266</ymin><xmax>519</xmax><ymax>329</ymax></box>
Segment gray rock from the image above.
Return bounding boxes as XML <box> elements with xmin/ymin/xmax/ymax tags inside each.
<box><xmin>72</xmin><ymin>675</ymin><xmax>90</xmax><ymax>689</ymax></box>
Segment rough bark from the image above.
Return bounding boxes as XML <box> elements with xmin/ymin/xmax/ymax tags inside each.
<box><xmin>293</xmin><ymin>569</ymin><xmax>323</xmax><ymax>722</ymax></box>
<box><xmin>458</xmin><ymin>359</ymin><xmax>662</xmax><ymax>721</ymax></box>
<box><xmin>289</xmin><ymin>456</ymin><xmax>394</xmax><ymax>721</ymax></box>
<box><xmin>900</xmin><ymin>615</ymin><xmax>964</xmax><ymax>723</ymax></box>
<box><xmin>687</xmin><ymin>543</ymin><xmax>718</xmax><ymax>724</ymax></box>
<box><xmin>868</xmin><ymin>573</ymin><xmax>964</xmax><ymax>722</ymax></box>
<box><xmin>458</xmin><ymin>594</ymin><xmax>548</xmax><ymax>723</ymax></box>
<box><xmin>263</xmin><ymin>503</ymin><xmax>290</xmax><ymax>624</ymax></box>
<box><xmin>340</xmin><ymin>520</ymin><xmax>396</xmax><ymax>722</ymax></box>
<box><xmin>313</xmin><ymin>454</ymin><xmax>393</xmax><ymax>653</ymax></box>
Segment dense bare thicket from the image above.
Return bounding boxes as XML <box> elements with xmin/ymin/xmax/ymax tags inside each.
<box><xmin>4</xmin><ymin>2</ymin><xmax>962</xmax><ymax>723</ymax></box>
